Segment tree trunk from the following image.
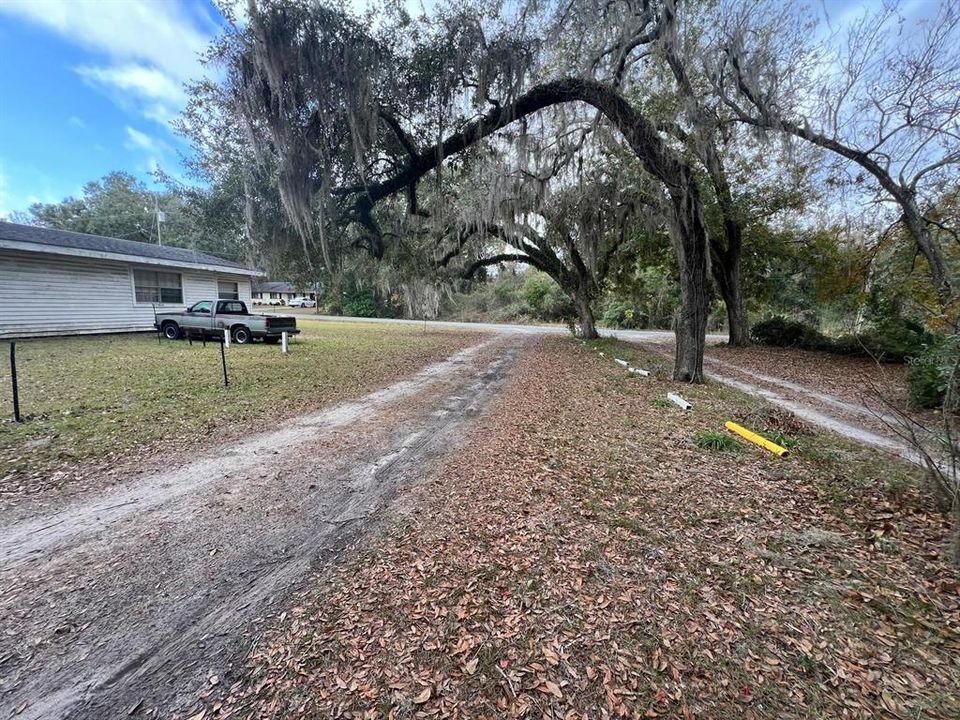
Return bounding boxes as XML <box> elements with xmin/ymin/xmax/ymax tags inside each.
<box><xmin>574</xmin><ymin>292</ymin><xmax>599</xmax><ymax>339</ymax></box>
<box><xmin>671</xmin><ymin>183</ymin><xmax>710</xmax><ymax>383</ymax></box>
<box><xmin>712</xmin><ymin>250</ymin><xmax>750</xmax><ymax>346</ymax></box>
<box><xmin>900</xmin><ymin>195</ymin><xmax>953</xmax><ymax>300</ymax></box>
<box><xmin>700</xmin><ymin>140</ymin><xmax>750</xmax><ymax>347</ymax></box>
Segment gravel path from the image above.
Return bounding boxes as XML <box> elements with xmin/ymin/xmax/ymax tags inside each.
<box><xmin>0</xmin><ymin>336</ymin><xmax>524</xmax><ymax>719</ymax></box>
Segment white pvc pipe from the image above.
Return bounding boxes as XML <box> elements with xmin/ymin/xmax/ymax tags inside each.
<box><xmin>614</xmin><ymin>358</ymin><xmax>628</xmax><ymax>367</ymax></box>
<box><xmin>223</xmin><ymin>327</ymin><xmax>230</xmax><ymax>348</ymax></box>
<box><xmin>282</xmin><ymin>331</ymin><xmax>288</xmax><ymax>354</ymax></box>
<box><xmin>667</xmin><ymin>392</ymin><xmax>692</xmax><ymax>410</ymax></box>
<box><xmin>628</xmin><ymin>367</ymin><xmax>650</xmax><ymax>377</ymax></box>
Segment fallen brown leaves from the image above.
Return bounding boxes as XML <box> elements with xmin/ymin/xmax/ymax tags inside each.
<box><xmin>198</xmin><ymin>337</ymin><xmax>959</xmax><ymax>719</ymax></box>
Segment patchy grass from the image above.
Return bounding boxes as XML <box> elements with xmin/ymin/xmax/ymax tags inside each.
<box><xmin>0</xmin><ymin>320</ymin><xmax>481</xmax><ymax>497</ymax></box>
<box><xmin>694</xmin><ymin>429</ymin><xmax>742</xmax><ymax>452</ymax></box>
<box><xmin>197</xmin><ymin>336</ymin><xmax>959</xmax><ymax>720</ymax></box>
<box><xmin>760</xmin><ymin>429</ymin><xmax>800</xmax><ymax>449</ymax></box>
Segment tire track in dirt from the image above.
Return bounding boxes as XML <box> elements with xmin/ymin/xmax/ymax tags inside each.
<box><xmin>634</xmin><ymin>341</ymin><xmax>922</xmax><ymax>464</ymax></box>
<box><xmin>0</xmin><ymin>336</ymin><xmax>525</xmax><ymax>720</ymax></box>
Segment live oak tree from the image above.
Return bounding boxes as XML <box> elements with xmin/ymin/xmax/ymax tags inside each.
<box><xmin>222</xmin><ymin>0</ymin><xmax>713</xmax><ymax>380</ymax></box>
<box><xmin>433</xmin><ymin>133</ymin><xmax>651</xmax><ymax>338</ymax></box>
<box><xmin>654</xmin><ymin>0</ymin><xmax>753</xmax><ymax>345</ymax></box>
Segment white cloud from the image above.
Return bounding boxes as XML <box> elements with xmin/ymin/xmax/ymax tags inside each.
<box><xmin>67</xmin><ymin>115</ymin><xmax>86</xmax><ymax>129</ymax></box>
<box><xmin>123</xmin><ymin>126</ymin><xmax>179</xmax><ymax>179</ymax></box>
<box><xmin>124</xmin><ymin>126</ymin><xmax>163</xmax><ymax>154</ymax></box>
<box><xmin>76</xmin><ymin>63</ymin><xmax>189</xmax><ymax>125</ymax></box>
<box><xmin>0</xmin><ymin>0</ymin><xmax>211</xmax><ymax>80</ymax></box>
<box><xmin>0</xmin><ymin>0</ymin><xmax>214</xmax><ymax>127</ymax></box>
<box><xmin>78</xmin><ymin>64</ymin><xmax>187</xmax><ymax>105</ymax></box>
<box><xmin>124</xmin><ymin>125</ymin><xmax>166</xmax><ymax>169</ymax></box>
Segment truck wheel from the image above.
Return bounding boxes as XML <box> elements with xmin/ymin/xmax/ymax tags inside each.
<box><xmin>161</xmin><ymin>321</ymin><xmax>181</xmax><ymax>340</ymax></box>
<box><xmin>232</xmin><ymin>326</ymin><xmax>252</xmax><ymax>344</ymax></box>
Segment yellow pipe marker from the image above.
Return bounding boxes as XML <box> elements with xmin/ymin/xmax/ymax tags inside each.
<box><xmin>725</xmin><ymin>421</ymin><xmax>789</xmax><ymax>457</ymax></box>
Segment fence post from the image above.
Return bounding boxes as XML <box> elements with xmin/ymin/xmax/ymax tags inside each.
<box><xmin>9</xmin><ymin>341</ymin><xmax>21</xmax><ymax>423</ymax></box>
<box><xmin>282</xmin><ymin>331</ymin><xmax>288</xmax><ymax>354</ymax></box>
<box><xmin>220</xmin><ymin>330</ymin><xmax>229</xmax><ymax>389</ymax></box>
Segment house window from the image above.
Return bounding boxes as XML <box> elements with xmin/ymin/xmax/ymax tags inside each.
<box><xmin>134</xmin><ymin>269</ymin><xmax>182</xmax><ymax>304</ymax></box>
<box><xmin>218</xmin><ymin>280</ymin><xmax>240</xmax><ymax>300</ymax></box>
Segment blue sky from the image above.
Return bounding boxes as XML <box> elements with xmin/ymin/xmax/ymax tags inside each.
<box><xmin>0</xmin><ymin>0</ymin><xmax>229</xmax><ymax>217</ymax></box>
<box><xmin>0</xmin><ymin>0</ymin><xmax>942</xmax><ymax>219</ymax></box>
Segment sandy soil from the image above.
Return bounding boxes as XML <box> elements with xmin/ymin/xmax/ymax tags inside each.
<box><xmin>0</xmin><ymin>336</ymin><xmax>525</xmax><ymax>719</ymax></box>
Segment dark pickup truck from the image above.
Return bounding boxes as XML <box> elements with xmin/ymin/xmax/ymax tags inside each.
<box><xmin>154</xmin><ymin>299</ymin><xmax>300</xmax><ymax>344</ymax></box>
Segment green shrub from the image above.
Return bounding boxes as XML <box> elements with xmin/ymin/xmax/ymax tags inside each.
<box><xmin>342</xmin><ymin>289</ymin><xmax>377</xmax><ymax>318</ymax></box>
<box><xmin>906</xmin><ymin>340</ymin><xmax>952</xmax><ymax>409</ymax></box>
<box><xmin>753</xmin><ymin>314</ymin><xmax>931</xmax><ymax>363</ymax></box>
<box><xmin>843</xmin><ymin>317</ymin><xmax>933</xmax><ymax>362</ymax></box>
<box><xmin>751</xmin><ymin>316</ymin><xmax>824</xmax><ymax>348</ymax></box>
<box><xmin>601</xmin><ymin>300</ymin><xmax>646</xmax><ymax>329</ymax></box>
<box><xmin>521</xmin><ymin>272</ymin><xmax>553</xmax><ymax>310</ymax></box>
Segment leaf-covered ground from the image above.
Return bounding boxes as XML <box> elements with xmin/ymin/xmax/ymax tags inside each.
<box><xmin>197</xmin><ymin>336</ymin><xmax>959</xmax><ymax>719</ymax></box>
<box><xmin>705</xmin><ymin>344</ymin><xmax>922</xmax><ymax>416</ymax></box>
<box><xmin>0</xmin><ymin>321</ymin><xmax>479</xmax><ymax>502</ymax></box>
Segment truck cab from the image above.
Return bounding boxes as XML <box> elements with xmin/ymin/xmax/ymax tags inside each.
<box><xmin>155</xmin><ymin>300</ymin><xmax>300</xmax><ymax>344</ymax></box>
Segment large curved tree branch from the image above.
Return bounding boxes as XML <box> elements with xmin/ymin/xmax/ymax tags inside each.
<box><xmin>335</xmin><ymin>75</ymin><xmax>709</xmax><ymax>380</ymax></box>
<box><xmin>461</xmin><ymin>253</ymin><xmax>543</xmax><ymax>278</ymax></box>
<box><xmin>336</xmin><ymin>77</ymin><xmax>695</xmax><ymax>207</ymax></box>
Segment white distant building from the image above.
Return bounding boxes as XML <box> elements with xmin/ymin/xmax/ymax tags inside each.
<box><xmin>0</xmin><ymin>221</ymin><xmax>263</xmax><ymax>338</ymax></box>
<box><xmin>252</xmin><ymin>281</ymin><xmax>319</xmax><ymax>306</ymax></box>
<box><xmin>252</xmin><ymin>281</ymin><xmax>298</xmax><ymax>305</ymax></box>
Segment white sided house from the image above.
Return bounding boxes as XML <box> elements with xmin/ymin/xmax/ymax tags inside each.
<box><xmin>0</xmin><ymin>221</ymin><xmax>263</xmax><ymax>338</ymax></box>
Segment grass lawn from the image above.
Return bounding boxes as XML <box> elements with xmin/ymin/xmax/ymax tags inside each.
<box><xmin>0</xmin><ymin>320</ymin><xmax>481</xmax><ymax>497</ymax></box>
<box><xmin>204</xmin><ymin>335</ymin><xmax>959</xmax><ymax>720</ymax></box>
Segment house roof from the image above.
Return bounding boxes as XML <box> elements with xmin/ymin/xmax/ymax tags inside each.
<box><xmin>253</xmin><ymin>281</ymin><xmax>298</xmax><ymax>293</ymax></box>
<box><xmin>0</xmin><ymin>221</ymin><xmax>262</xmax><ymax>275</ymax></box>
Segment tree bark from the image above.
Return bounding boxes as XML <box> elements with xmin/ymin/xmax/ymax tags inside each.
<box><xmin>671</xmin><ymin>181</ymin><xmax>709</xmax><ymax>382</ymax></box>
<box><xmin>574</xmin><ymin>292</ymin><xmax>599</xmax><ymax>339</ymax></box>
<box><xmin>699</xmin><ymin>141</ymin><xmax>751</xmax><ymax>347</ymax></box>
<box><xmin>712</xmin><ymin>251</ymin><xmax>750</xmax><ymax>346</ymax></box>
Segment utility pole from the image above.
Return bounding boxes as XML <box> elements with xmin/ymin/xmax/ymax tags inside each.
<box><xmin>155</xmin><ymin>195</ymin><xmax>165</xmax><ymax>246</ymax></box>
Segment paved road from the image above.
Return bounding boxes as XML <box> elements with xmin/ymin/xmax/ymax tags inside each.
<box><xmin>0</xmin><ymin>336</ymin><xmax>523</xmax><ymax>719</ymax></box>
<box><xmin>290</xmin><ymin>312</ymin><xmax>729</xmax><ymax>345</ymax></box>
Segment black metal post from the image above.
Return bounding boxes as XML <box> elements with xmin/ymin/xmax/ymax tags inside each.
<box><xmin>10</xmin><ymin>341</ymin><xmax>22</xmax><ymax>423</ymax></box>
<box><xmin>219</xmin><ymin>331</ymin><xmax>229</xmax><ymax>388</ymax></box>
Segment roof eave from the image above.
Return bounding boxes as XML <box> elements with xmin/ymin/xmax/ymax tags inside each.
<box><xmin>0</xmin><ymin>238</ymin><xmax>265</xmax><ymax>277</ymax></box>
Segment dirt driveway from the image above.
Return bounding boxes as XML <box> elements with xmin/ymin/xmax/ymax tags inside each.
<box><xmin>0</xmin><ymin>336</ymin><xmax>524</xmax><ymax>719</ymax></box>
